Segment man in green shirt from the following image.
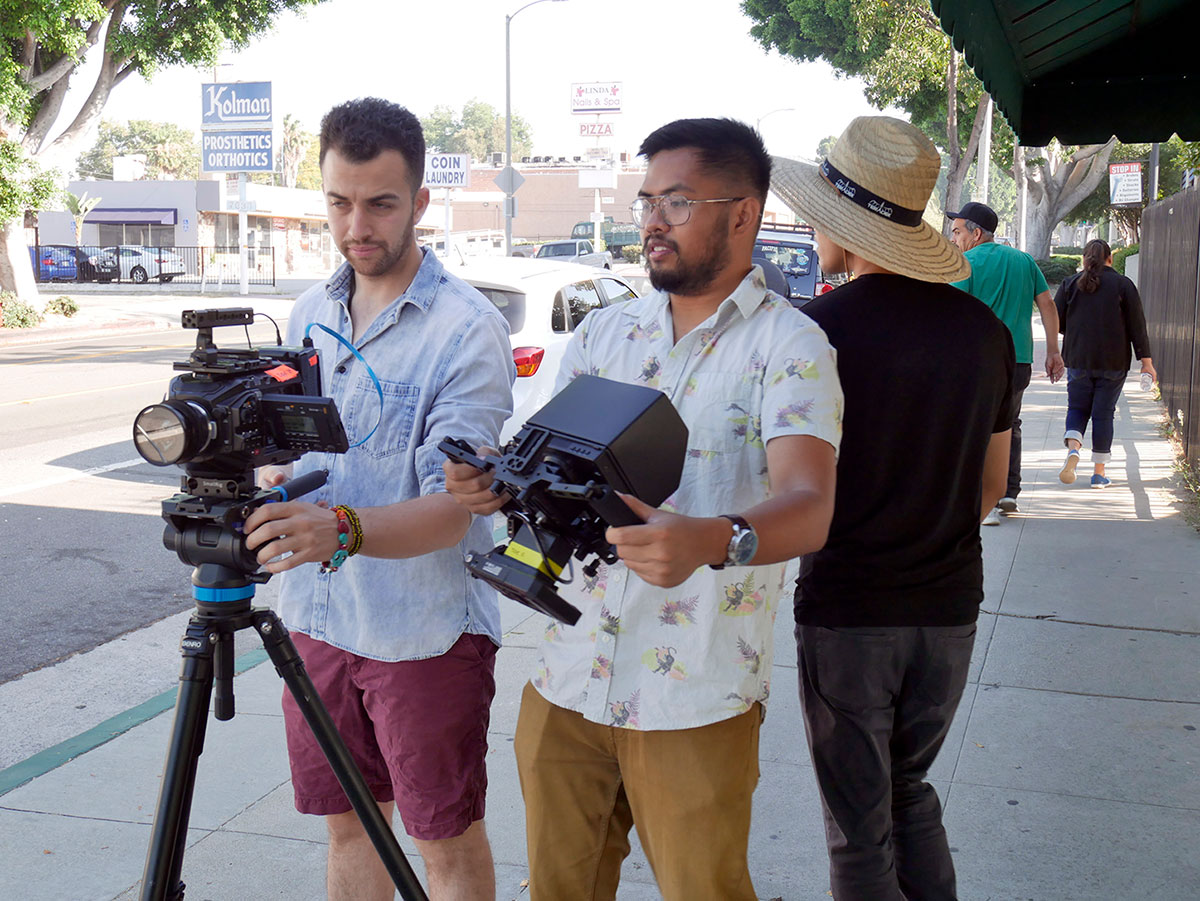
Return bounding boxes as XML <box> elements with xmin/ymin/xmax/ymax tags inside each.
<box><xmin>949</xmin><ymin>202</ymin><xmax>1064</xmax><ymax>525</ymax></box>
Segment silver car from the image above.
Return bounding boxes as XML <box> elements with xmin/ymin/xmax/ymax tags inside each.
<box><xmin>111</xmin><ymin>246</ymin><xmax>187</xmax><ymax>284</ymax></box>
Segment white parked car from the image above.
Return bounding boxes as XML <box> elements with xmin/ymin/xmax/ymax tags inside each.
<box><xmin>111</xmin><ymin>245</ymin><xmax>187</xmax><ymax>284</ymax></box>
<box><xmin>534</xmin><ymin>239</ymin><xmax>612</xmax><ymax>269</ymax></box>
<box><xmin>452</xmin><ymin>258</ymin><xmax>641</xmax><ymax>444</ymax></box>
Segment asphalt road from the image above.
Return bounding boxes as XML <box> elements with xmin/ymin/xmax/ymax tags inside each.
<box><xmin>0</xmin><ymin>319</ymin><xmax>289</xmax><ymax>684</ymax></box>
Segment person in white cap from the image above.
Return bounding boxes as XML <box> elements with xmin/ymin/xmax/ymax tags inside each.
<box><xmin>771</xmin><ymin>116</ymin><xmax>1014</xmax><ymax>900</ymax></box>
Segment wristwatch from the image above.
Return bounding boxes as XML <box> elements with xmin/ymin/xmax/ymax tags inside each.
<box><xmin>711</xmin><ymin>514</ymin><xmax>758</xmax><ymax>569</ymax></box>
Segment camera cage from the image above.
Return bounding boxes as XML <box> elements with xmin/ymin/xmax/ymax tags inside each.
<box><xmin>441</xmin><ymin>375</ymin><xmax>689</xmax><ymax>624</ymax></box>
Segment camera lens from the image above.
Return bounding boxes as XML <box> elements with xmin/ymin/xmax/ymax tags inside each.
<box><xmin>134</xmin><ymin>400</ymin><xmax>211</xmax><ymax>465</ymax></box>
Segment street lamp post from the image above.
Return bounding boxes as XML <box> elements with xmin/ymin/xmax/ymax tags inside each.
<box><xmin>505</xmin><ymin>0</ymin><xmax>567</xmax><ymax>257</ymax></box>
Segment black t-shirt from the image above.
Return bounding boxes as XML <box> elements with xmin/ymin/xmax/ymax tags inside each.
<box><xmin>795</xmin><ymin>274</ymin><xmax>1015</xmax><ymax>627</ymax></box>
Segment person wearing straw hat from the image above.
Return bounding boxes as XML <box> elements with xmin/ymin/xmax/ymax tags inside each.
<box><xmin>948</xmin><ymin>200</ymin><xmax>1065</xmax><ymax>525</ymax></box>
<box><xmin>772</xmin><ymin>115</ymin><xmax>1014</xmax><ymax>900</ymax></box>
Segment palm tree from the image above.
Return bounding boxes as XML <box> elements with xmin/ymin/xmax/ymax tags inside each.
<box><xmin>281</xmin><ymin>114</ymin><xmax>309</xmax><ymax>189</ymax></box>
<box><xmin>64</xmin><ymin>191</ymin><xmax>101</xmax><ymax>244</ymax></box>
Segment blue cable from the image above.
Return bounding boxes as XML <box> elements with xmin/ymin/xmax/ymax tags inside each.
<box><xmin>305</xmin><ymin>322</ymin><xmax>383</xmax><ymax>449</ymax></box>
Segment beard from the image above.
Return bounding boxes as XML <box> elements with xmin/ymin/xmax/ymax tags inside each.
<box><xmin>339</xmin><ymin>216</ymin><xmax>416</xmax><ymax>278</ymax></box>
<box><xmin>646</xmin><ymin>211</ymin><xmax>731</xmax><ymax>295</ymax></box>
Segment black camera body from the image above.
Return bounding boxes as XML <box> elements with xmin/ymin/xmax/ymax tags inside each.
<box><xmin>134</xmin><ymin>307</ymin><xmax>348</xmax><ymax>498</ymax></box>
<box><xmin>135</xmin><ymin>308</ymin><xmax>349</xmax><ymax>582</ymax></box>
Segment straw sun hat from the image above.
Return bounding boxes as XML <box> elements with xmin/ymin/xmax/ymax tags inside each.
<box><xmin>771</xmin><ymin>116</ymin><xmax>969</xmax><ymax>283</ymax></box>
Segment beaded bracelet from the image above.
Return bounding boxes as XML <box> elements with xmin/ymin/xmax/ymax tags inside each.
<box><xmin>340</xmin><ymin>505</ymin><xmax>364</xmax><ymax>557</ymax></box>
<box><xmin>320</xmin><ymin>506</ymin><xmax>352</xmax><ymax>573</ymax></box>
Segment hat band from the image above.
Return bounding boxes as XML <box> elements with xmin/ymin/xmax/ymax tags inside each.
<box><xmin>820</xmin><ymin>159</ymin><xmax>924</xmax><ymax>228</ymax></box>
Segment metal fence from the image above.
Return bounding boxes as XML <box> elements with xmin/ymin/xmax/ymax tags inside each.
<box><xmin>30</xmin><ymin>245</ymin><xmax>276</xmax><ymax>288</ymax></box>
<box><xmin>1139</xmin><ymin>186</ymin><xmax>1200</xmax><ymax>471</ymax></box>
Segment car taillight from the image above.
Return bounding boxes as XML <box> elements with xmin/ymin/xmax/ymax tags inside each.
<box><xmin>513</xmin><ymin>346</ymin><xmax>545</xmax><ymax>377</ymax></box>
<box><xmin>817</xmin><ymin>282</ymin><xmax>835</xmax><ymax>295</ymax></box>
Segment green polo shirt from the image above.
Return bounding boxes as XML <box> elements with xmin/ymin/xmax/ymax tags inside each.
<box><xmin>952</xmin><ymin>242</ymin><xmax>1048</xmax><ymax>364</ymax></box>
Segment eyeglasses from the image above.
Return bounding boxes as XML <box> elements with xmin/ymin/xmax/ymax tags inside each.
<box><xmin>629</xmin><ymin>193</ymin><xmax>746</xmax><ymax>227</ymax></box>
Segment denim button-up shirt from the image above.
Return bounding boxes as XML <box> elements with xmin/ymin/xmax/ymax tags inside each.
<box><xmin>276</xmin><ymin>250</ymin><xmax>515</xmax><ymax>660</ymax></box>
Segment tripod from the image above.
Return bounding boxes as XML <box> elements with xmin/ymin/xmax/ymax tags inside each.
<box><xmin>140</xmin><ymin>550</ymin><xmax>428</xmax><ymax>901</ymax></box>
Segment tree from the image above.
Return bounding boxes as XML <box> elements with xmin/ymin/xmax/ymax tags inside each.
<box><xmin>0</xmin><ymin>0</ymin><xmax>326</xmax><ymax>296</ymax></box>
<box><xmin>296</xmin><ymin>133</ymin><xmax>322</xmax><ymax>190</ymax></box>
<box><xmin>0</xmin><ymin>137</ymin><xmax>57</xmax><ymax>299</ymax></box>
<box><xmin>743</xmin><ymin>0</ymin><xmax>1116</xmax><ymax>257</ymax></box>
<box><xmin>76</xmin><ymin>119</ymin><xmax>200</xmax><ymax>180</ymax></box>
<box><xmin>420</xmin><ymin>100</ymin><xmax>532</xmax><ymax>162</ymax></box>
<box><xmin>280</xmin><ymin>113</ymin><xmax>310</xmax><ymax>189</ymax></box>
<box><xmin>64</xmin><ymin>189</ymin><xmax>99</xmax><ymax>243</ymax></box>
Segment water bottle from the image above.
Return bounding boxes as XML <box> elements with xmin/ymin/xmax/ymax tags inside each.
<box><xmin>1140</xmin><ymin>372</ymin><xmax>1154</xmax><ymax>392</ymax></box>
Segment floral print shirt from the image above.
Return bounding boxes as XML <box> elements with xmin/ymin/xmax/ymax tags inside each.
<box><xmin>532</xmin><ymin>267</ymin><xmax>843</xmax><ymax>730</ymax></box>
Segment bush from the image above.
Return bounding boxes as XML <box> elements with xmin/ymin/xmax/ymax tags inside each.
<box><xmin>1036</xmin><ymin>255</ymin><xmax>1080</xmax><ymax>284</ymax></box>
<box><xmin>0</xmin><ymin>292</ymin><xmax>43</xmax><ymax>328</ymax></box>
<box><xmin>621</xmin><ymin>245</ymin><xmax>642</xmax><ymax>264</ymax></box>
<box><xmin>1112</xmin><ymin>243</ymin><xmax>1139</xmax><ymax>275</ymax></box>
<box><xmin>45</xmin><ymin>295</ymin><xmax>79</xmax><ymax>317</ymax></box>
<box><xmin>1051</xmin><ymin>245</ymin><xmax>1085</xmax><ymax>255</ymax></box>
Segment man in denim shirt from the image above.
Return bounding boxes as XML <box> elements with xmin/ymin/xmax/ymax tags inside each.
<box><xmin>244</xmin><ymin>98</ymin><xmax>514</xmax><ymax>901</ymax></box>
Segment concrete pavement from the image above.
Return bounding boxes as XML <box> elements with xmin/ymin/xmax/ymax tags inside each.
<box><xmin>0</xmin><ymin>312</ymin><xmax>1197</xmax><ymax>899</ymax></box>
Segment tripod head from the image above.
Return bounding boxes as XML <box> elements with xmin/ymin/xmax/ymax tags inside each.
<box><xmin>161</xmin><ymin>468</ymin><xmax>329</xmax><ymax>600</ymax></box>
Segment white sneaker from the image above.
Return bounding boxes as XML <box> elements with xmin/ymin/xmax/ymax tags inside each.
<box><xmin>997</xmin><ymin>497</ymin><xmax>1019</xmax><ymax>514</ymax></box>
<box><xmin>1060</xmin><ymin>450</ymin><xmax>1080</xmax><ymax>484</ymax></box>
<box><xmin>982</xmin><ymin>507</ymin><xmax>1002</xmax><ymax>526</ymax></box>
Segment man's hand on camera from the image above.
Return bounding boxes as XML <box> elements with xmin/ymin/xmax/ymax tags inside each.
<box><xmin>243</xmin><ymin>501</ymin><xmax>339</xmax><ymax>573</ymax></box>
<box><xmin>607</xmin><ymin>494</ymin><xmax>728</xmax><ymax>588</ymax></box>
<box><xmin>443</xmin><ymin>446</ymin><xmax>508</xmax><ymax>516</ymax></box>
<box><xmin>256</xmin><ymin>464</ymin><xmax>292</xmax><ymax>491</ymax></box>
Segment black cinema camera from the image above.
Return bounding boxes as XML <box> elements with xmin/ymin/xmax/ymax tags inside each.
<box><xmin>440</xmin><ymin>375</ymin><xmax>688</xmax><ymax>626</ymax></box>
<box><xmin>133</xmin><ymin>307</ymin><xmax>349</xmax><ymax>575</ymax></box>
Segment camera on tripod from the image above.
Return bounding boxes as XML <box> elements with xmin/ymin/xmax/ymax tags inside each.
<box><xmin>440</xmin><ymin>375</ymin><xmax>688</xmax><ymax>626</ymax></box>
<box><xmin>132</xmin><ymin>307</ymin><xmax>349</xmax><ymax>576</ymax></box>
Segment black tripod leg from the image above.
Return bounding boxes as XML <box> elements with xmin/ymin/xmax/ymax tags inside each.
<box><xmin>141</xmin><ymin>616</ymin><xmax>217</xmax><ymax>901</ymax></box>
<box><xmin>253</xmin><ymin>610</ymin><xmax>429</xmax><ymax>901</ymax></box>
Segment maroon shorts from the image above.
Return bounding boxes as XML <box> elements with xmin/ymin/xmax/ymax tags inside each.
<box><xmin>282</xmin><ymin>630</ymin><xmax>497</xmax><ymax>841</ymax></box>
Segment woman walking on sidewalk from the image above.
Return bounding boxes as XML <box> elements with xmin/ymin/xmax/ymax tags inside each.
<box><xmin>1054</xmin><ymin>238</ymin><xmax>1156</xmax><ymax>488</ymax></box>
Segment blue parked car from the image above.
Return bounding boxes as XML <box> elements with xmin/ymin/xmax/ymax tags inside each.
<box><xmin>28</xmin><ymin>246</ymin><xmax>78</xmax><ymax>282</ymax></box>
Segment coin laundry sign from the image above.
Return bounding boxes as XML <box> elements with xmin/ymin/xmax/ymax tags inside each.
<box><xmin>202</xmin><ymin>82</ymin><xmax>273</xmax><ymax>128</ymax></box>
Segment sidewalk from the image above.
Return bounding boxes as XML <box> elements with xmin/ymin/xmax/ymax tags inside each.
<box><xmin>0</xmin><ymin>283</ymin><xmax>314</xmax><ymax>348</ymax></box>
<box><xmin>1</xmin><ymin>344</ymin><xmax>1197</xmax><ymax>898</ymax></box>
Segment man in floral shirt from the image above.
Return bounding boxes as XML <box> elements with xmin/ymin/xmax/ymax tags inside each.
<box><xmin>445</xmin><ymin>118</ymin><xmax>842</xmax><ymax>900</ymax></box>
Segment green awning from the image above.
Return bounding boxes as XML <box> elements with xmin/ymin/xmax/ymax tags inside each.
<box><xmin>931</xmin><ymin>0</ymin><xmax>1200</xmax><ymax>144</ymax></box>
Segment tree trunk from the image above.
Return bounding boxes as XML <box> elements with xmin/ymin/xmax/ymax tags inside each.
<box><xmin>0</xmin><ymin>217</ymin><xmax>39</xmax><ymax>303</ymax></box>
<box><xmin>1024</xmin><ymin>205</ymin><xmax>1055</xmax><ymax>260</ymax></box>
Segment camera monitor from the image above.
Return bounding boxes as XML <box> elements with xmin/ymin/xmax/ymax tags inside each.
<box><xmin>442</xmin><ymin>375</ymin><xmax>688</xmax><ymax>625</ymax></box>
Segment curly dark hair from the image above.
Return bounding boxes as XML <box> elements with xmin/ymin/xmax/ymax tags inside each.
<box><xmin>319</xmin><ymin>97</ymin><xmax>425</xmax><ymax>194</ymax></box>
<box><xmin>638</xmin><ymin>118</ymin><xmax>772</xmax><ymax>207</ymax></box>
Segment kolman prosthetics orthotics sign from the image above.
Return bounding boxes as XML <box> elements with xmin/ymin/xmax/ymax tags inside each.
<box><xmin>201</xmin><ymin>81</ymin><xmax>273</xmax><ymax>173</ymax></box>
<box><xmin>202</xmin><ymin>130</ymin><xmax>274</xmax><ymax>173</ymax></box>
<box><xmin>202</xmin><ymin>82</ymin><xmax>272</xmax><ymax>128</ymax></box>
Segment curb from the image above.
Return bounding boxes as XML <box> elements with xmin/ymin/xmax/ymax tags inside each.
<box><xmin>0</xmin><ymin>649</ymin><xmax>269</xmax><ymax>798</ymax></box>
<box><xmin>0</xmin><ymin>318</ymin><xmax>171</xmax><ymax>348</ymax></box>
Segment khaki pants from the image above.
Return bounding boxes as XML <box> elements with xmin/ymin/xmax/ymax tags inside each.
<box><xmin>514</xmin><ymin>682</ymin><xmax>761</xmax><ymax>901</ymax></box>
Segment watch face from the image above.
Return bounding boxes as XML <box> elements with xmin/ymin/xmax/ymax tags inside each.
<box><xmin>731</xmin><ymin>526</ymin><xmax>758</xmax><ymax>565</ymax></box>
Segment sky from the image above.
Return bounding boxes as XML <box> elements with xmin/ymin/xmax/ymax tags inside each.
<box><xmin>61</xmin><ymin>0</ymin><xmax>901</xmax><ymax>166</ymax></box>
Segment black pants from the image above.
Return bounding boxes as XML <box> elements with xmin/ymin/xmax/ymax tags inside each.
<box><xmin>1006</xmin><ymin>363</ymin><xmax>1033</xmax><ymax>499</ymax></box>
<box><xmin>796</xmin><ymin>623</ymin><xmax>977</xmax><ymax>901</ymax></box>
